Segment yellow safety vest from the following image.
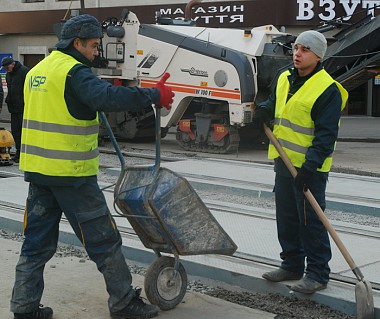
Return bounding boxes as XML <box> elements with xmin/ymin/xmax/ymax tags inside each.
<box><xmin>268</xmin><ymin>69</ymin><xmax>348</xmax><ymax>172</ymax></box>
<box><xmin>20</xmin><ymin>51</ymin><xmax>99</xmax><ymax>177</ymax></box>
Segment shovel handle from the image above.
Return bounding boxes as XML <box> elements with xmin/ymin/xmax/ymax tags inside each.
<box><xmin>264</xmin><ymin>124</ymin><xmax>362</xmax><ymax>277</ymax></box>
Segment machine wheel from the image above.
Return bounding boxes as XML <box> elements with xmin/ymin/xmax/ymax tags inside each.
<box><xmin>144</xmin><ymin>256</ymin><xmax>187</xmax><ymax>310</ymax></box>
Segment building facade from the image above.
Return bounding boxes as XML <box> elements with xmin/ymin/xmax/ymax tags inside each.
<box><xmin>1</xmin><ymin>0</ymin><xmax>379</xmax><ymax>115</ymax></box>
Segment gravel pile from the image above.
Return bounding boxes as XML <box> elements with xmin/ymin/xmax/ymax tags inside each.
<box><xmin>206</xmin><ymin>289</ymin><xmax>354</xmax><ymax>319</ymax></box>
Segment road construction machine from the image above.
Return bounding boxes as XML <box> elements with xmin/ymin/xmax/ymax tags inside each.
<box><xmin>91</xmin><ymin>6</ymin><xmax>295</xmax><ymax>153</ymax></box>
<box><xmin>56</xmin><ymin>2</ymin><xmax>380</xmax><ymax>153</ymax></box>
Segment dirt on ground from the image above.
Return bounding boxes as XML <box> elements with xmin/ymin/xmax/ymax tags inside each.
<box><xmin>205</xmin><ymin>289</ymin><xmax>354</xmax><ymax>319</ymax></box>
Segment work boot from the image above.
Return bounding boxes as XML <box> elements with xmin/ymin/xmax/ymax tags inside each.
<box><xmin>262</xmin><ymin>268</ymin><xmax>303</xmax><ymax>282</ymax></box>
<box><xmin>290</xmin><ymin>276</ymin><xmax>327</xmax><ymax>294</ymax></box>
<box><xmin>14</xmin><ymin>305</ymin><xmax>53</xmax><ymax>319</ymax></box>
<box><xmin>110</xmin><ymin>288</ymin><xmax>159</xmax><ymax>319</ymax></box>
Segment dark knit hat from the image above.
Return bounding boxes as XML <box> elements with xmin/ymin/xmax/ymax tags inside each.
<box><xmin>1</xmin><ymin>56</ymin><xmax>14</xmax><ymax>69</ymax></box>
<box><xmin>56</xmin><ymin>14</ymin><xmax>103</xmax><ymax>49</ymax></box>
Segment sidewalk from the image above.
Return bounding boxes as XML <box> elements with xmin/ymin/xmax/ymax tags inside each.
<box><xmin>159</xmin><ymin>158</ymin><xmax>380</xmax><ymax>215</ymax></box>
<box><xmin>0</xmin><ymin>238</ymin><xmax>274</xmax><ymax>319</ymax></box>
<box><xmin>339</xmin><ymin>116</ymin><xmax>380</xmax><ymax>140</ymax></box>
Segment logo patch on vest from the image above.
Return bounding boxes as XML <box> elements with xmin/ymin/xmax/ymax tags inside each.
<box><xmin>28</xmin><ymin>75</ymin><xmax>48</xmax><ymax>92</ymax></box>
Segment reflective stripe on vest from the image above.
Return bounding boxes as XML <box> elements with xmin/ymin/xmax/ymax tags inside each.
<box><xmin>268</xmin><ymin>69</ymin><xmax>348</xmax><ymax>172</ymax></box>
<box><xmin>20</xmin><ymin>51</ymin><xmax>99</xmax><ymax>177</ymax></box>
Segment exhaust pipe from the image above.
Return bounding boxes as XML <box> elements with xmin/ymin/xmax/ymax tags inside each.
<box><xmin>185</xmin><ymin>0</ymin><xmax>202</xmax><ymax>20</ymax></box>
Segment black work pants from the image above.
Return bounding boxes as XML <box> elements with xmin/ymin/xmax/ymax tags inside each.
<box><xmin>11</xmin><ymin>112</ymin><xmax>23</xmax><ymax>157</ymax></box>
<box><xmin>10</xmin><ymin>177</ymin><xmax>135</xmax><ymax>314</ymax></box>
<box><xmin>275</xmin><ymin>170</ymin><xmax>331</xmax><ymax>284</ymax></box>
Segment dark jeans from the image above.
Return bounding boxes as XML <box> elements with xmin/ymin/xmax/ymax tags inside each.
<box><xmin>10</xmin><ymin>177</ymin><xmax>135</xmax><ymax>313</ymax></box>
<box><xmin>274</xmin><ymin>168</ymin><xmax>331</xmax><ymax>284</ymax></box>
<box><xmin>11</xmin><ymin>112</ymin><xmax>23</xmax><ymax>157</ymax></box>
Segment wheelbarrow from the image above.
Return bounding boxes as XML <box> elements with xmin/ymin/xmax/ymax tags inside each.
<box><xmin>99</xmin><ymin>107</ymin><xmax>237</xmax><ymax>311</ymax></box>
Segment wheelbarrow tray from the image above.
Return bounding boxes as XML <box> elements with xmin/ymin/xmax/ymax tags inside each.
<box><xmin>114</xmin><ymin>164</ymin><xmax>237</xmax><ymax>256</ymax></box>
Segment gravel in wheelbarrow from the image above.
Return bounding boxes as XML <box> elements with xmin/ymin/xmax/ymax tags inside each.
<box><xmin>114</xmin><ymin>164</ymin><xmax>238</xmax><ymax>256</ymax></box>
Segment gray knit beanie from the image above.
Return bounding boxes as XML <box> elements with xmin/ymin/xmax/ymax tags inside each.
<box><xmin>294</xmin><ymin>30</ymin><xmax>327</xmax><ymax>59</ymax></box>
<box><xmin>56</xmin><ymin>14</ymin><xmax>103</xmax><ymax>49</ymax></box>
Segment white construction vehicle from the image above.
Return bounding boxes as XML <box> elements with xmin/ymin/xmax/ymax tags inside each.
<box><xmin>92</xmin><ymin>5</ymin><xmax>294</xmax><ymax>153</ymax></box>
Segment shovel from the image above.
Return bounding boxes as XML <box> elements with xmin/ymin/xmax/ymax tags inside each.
<box><xmin>264</xmin><ymin>124</ymin><xmax>375</xmax><ymax>319</ymax></box>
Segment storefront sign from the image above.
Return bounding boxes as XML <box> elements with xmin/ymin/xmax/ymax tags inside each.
<box><xmin>296</xmin><ymin>0</ymin><xmax>380</xmax><ymax>21</ymax></box>
<box><xmin>152</xmin><ymin>0</ymin><xmax>379</xmax><ymax>27</ymax></box>
<box><xmin>0</xmin><ymin>1</ymin><xmax>379</xmax><ymax>34</ymax></box>
<box><xmin>159</xmin><ymin>4</ymin><xmax>245</xmax><ymax>25</ymax></box>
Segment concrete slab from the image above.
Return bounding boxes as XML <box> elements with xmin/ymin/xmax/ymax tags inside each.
<box><xmin>155</xmin><ymin>158</ymin><xmax>380</xmax><ymax>215</ymax></box>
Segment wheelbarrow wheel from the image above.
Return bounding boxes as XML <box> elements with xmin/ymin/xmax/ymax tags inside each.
<box><xmin>144</xmin><ymin>256</ymin><xmax>187</xmax><ymax>310</ymax></box>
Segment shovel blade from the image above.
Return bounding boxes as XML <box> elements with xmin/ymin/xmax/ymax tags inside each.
<box><xmin>355</xmin><ymin>280</ymin><xmax>374</xmax><ymax>319</ymax></box>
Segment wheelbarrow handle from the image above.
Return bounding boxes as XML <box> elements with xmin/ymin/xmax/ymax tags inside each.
<box><xmin>153</xmin><ymin>104</ymin><xmax>161</xmax><ymax>169</ymax></box>
<box><xmin>263</xmin><ymin>124</ymin><xmax>362</xmax><ymax>279</ymax></box>
<box><xmin>99</xmin><ymin>112</ymin><xmax>126</xmax><ymax>168</ymax></box>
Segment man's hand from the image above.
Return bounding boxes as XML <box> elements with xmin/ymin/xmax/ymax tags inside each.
<box><xmin>294</xmin><ymin>166</ymin><xmax>313</xmax><ymax>192</ymax></box>
<box><xmin>155</xmin><ymin>73</ymin><xmax>174</xmax><ymax>110</ymax></box>
<box><xmin>254</xmin><ymin>107</ymin><xmax>271</xmax><ymax>130</ymax></box>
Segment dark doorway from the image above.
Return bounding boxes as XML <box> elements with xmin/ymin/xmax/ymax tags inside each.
<box><xmin>373</xmin><ymin>78</ymin><xmax>380</xmax><ymax>117</ymax></box>
<box><xmin>347</xmin><ymin>83</ymin><xmax>367</xmax><ymax>115</ymax></box>
<box><xmin>24</xmin><ymin>54</ymin><xmax>45</xmax><ymax>69</ymax></box>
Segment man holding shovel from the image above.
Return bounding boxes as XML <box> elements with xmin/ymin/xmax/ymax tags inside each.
<box><xmin>255</xmin><ymin>30</ymin><xmax>348</xmax><ymax>294</ymax></box>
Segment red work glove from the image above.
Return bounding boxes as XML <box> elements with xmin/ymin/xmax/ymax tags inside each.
<box><xmin>155</xmin><ymin>72</ymin><xmax>174</xmax><ymax>110</ymax></box>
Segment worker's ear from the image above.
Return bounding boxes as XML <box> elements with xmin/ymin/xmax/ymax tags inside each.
<box><xmin>72</xmin><ymin>38</ymin><xmax>81</xmax><ymax>49</ymax></box>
